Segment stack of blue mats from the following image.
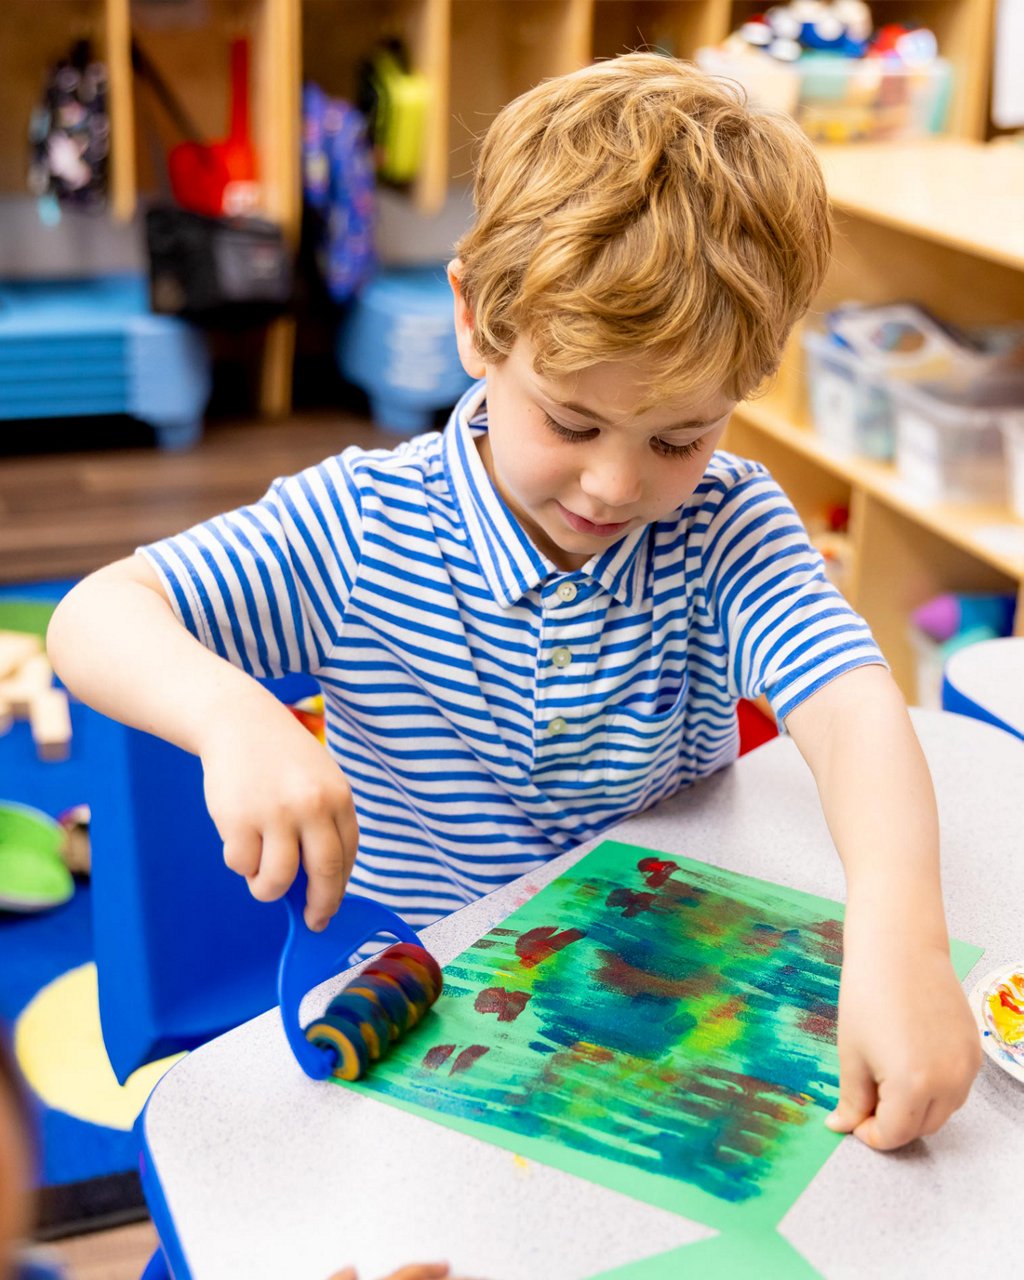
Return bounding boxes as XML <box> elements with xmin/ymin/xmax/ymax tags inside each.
<box><xmin>0</xmin><ymin>274</ymin><xmax>211</xmax><ymax>449</ymax></box>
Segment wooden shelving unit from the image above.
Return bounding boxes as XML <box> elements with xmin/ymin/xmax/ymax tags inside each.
<box><xmin>725</xmin><ymin>142</ymin><xmax>1024</xmax><ymax>702</ymax></box>
<box><xmin>3</xmin><ymin>3</ymin><xmax>1019</xmax><ymax>701</ymax></box>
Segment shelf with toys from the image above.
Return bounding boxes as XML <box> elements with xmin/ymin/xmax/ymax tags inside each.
<box><xmin>724</xmin><ymin>181</ymin><xmax>1024</xmax><ymax>703</ymax></box>
<box><xmin>0</xmin><ymin>0</ymin><xmax>1007</xmax><ymax>436</ymax></box>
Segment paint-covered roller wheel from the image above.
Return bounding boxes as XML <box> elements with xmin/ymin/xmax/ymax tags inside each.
<box><xmin>380</xmin><ymin>942</ymin><xmax>444</xmax><ymax>1001</ymax></box>
<box><xmin>326</xmin><ymin>991</ymin><xmax>391</xmax><ymax>1060</ymax></box>
<box><xmin>363</xmin><ymin>956</ymin><xmax>431</xmax><ymax>1023</ymax></box>
<box><xmin>378</xmin><ymin>942</ymin><xmax>442</xmax><ymax>998</ymax></box>
<box><xmin>348</xmin><ymin>980</ymin><xmax>408</xmax><ymax>1041</ymax></box>
<box><xmin>305</xmin><ymin>942</ymin><xmax>444</xmax><ymax>1080</ymax></box>
<box><xmin>304</xmin><ymin>1013</ymin><xmax>370</xmax><ymax>1081</ymax></box>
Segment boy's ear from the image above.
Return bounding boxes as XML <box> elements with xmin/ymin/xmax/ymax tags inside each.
<box><xmin>447</xmin><ymin>259</ymin><xmax>487</xmax><ymax>380</ymax></box>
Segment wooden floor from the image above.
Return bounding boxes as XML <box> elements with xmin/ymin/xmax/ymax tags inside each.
<box><xmin>0</xmin><ymin>411</ymin><xmax>395</xmax><ymax>583</ymax></box>
<box><xmin>45</xmin><ymin>1221</ymin><xmax>160</xmax><ymax>1280</ymax></box>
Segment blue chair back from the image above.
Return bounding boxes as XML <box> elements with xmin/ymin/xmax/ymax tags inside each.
<box><xmin>88</xmin><ymin>674</ymin><xmax>319</xmax><ymax>1083</ymax></box>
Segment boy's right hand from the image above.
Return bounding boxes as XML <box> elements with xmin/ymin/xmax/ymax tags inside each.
<box><xmin>197</xmin><ymin>693</ymin><xmax>359</xmax><ymax>932</ymax></box>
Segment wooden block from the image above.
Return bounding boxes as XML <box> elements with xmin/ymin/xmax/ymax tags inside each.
<box><xmin>0</xmin><ymin>630</ymin><xmax>42</xmax><ymax>680</ymax></box>
<box><xmin>0</xmin><ymin>698</ymin><xmax>12</xmax><ymax>737</ymax></box>
<box><xmin>0</xmin><ymin>653</ymin><xmax>54</xmax><ymax>717</ymax></box>
<box><xmin>30</xmin><ymin>687</ymin><xmax>72</xmax><ymax>762</ymax></box>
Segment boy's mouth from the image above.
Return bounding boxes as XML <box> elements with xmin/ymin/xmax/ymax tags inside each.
<box><xmin>557</xmin><ymin>503</ymin><xmax>631</xmax><ymax>538</ymax></box>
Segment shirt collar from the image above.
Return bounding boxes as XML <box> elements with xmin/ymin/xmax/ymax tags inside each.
<box><xmin>442</xmin><ymin>381</ymin><xmax>650</xmax><ymax>611</ymax></box>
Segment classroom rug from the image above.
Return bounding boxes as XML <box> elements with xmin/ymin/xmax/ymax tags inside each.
<box><xmin>0</xmin><ymin>580</ymin><xmax>165</xmax><ymax>1236</ymax></box>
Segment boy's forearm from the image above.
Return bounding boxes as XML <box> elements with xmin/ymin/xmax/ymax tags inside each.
<box><xmin>787</xmin><ymin>667</ymin><xmax>950</xmax><ymax>951</ymax></box>
<box><xmin>47</xmin><ymin>561</ymin><xmax>279</xmax><ymax>757</ymax></box>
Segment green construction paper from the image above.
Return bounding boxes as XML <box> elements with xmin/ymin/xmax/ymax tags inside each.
<box><xmin>597</xmin><ymin>1227</ymin><xmax>823</xmax><ymax>1279</ymax></box>
<box><xmin>332</xmin><ymin>840</ymin><xmax>982</xmax><ymax>1277</ymax></box>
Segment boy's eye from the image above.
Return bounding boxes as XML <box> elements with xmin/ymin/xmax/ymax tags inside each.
<box><xmin>542</xmin><ymin>411</ymin><xmax>707</xmax><ymax>460</ymax></box>
<box><xmin>652</xmin><ymin>436</ymin><xmax>704</xmax><ymax>459</ymax></box>
<box><xmin>543</xmin><ymin>412</ymin><xmax>596</xmax><ymax>443</ymax></box>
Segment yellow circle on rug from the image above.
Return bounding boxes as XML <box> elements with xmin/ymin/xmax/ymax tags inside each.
<box><xmin>14</xmin><ymin>963</ymin><xmax>184</xmax><ymax>1130</ymax></box>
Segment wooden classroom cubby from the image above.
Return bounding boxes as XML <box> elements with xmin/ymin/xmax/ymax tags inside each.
<box><xmin>4</xmin><ymin>3</ymin><xmax>1020</xmax><ymax>701</ymax></box>
<box><xmin>0</xmin><ymin>0</ymin><xmax>1001</xmax><ymax>418</ymax></box>
<box><xmin>3</xmin><ymin>0</ymin><xmax>999</xmax><ymax>218</ymax></box>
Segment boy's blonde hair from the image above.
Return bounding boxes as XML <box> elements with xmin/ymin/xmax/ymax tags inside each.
<box><xmin>455</xmin><ymin>53</ymin><xmax>832</xmax><ymax>405</ymax></box>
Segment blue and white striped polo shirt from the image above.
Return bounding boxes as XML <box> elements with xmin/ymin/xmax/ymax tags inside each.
<box><xmin>141</xmin><ymin>382</ymin><xmax>883</xmax><ymax>926</ymax></box>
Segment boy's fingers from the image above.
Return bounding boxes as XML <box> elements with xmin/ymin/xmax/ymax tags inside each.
<box><xmin>854</xmin><ymin>1081</ymin><xmax>928</xmax><ymax>1150</ymax></box>
<box><xmin>825</xmin><ymin>1064</ymin><xmax>877</xmax><ymax>1133</ymax></box>
<box><xmin>301</xmin><ymin>817</ymin><xmax>351</xmax><ymax>931</ymax></box>
<box><xmin>325</xmin><ymin>1270</ymin><xmax>357</xmax><ymax>1280</ymax></box>
<box><xmin>246</xmin><ymin>828</ymin><xmax>299</xmax><ymax>903</ymax></box>
<box><xmin>336</xmin><ymin>804</ymin><xmax>360</xmax><ymax>879</ymax></box>
<box><xmin>221</xmin><ymin>827</ymin><xmax>261</xmax><ymax>879</ymax></box>
<box><xmin>918</xmin><ymin>1099</ymin><xmax>946</xmax><ymax>1137</ymax></box>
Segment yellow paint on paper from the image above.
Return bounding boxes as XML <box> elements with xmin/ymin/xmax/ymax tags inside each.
<box><xmin>14</xmin><ymin>963</ymin><xmax>184</xmax><ymax>1130</ymax></box>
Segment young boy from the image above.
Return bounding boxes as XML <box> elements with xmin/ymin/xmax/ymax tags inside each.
<box><xmin>47</xmin><ymin>53</ymin><xmax>980</xmax><ymax>1154</ymax></box>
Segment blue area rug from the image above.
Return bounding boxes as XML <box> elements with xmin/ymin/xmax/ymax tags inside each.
<box><xmin>0</xmin><ymin>580</ymin><xmax>145</xmax><ymax>1234</ymax></box>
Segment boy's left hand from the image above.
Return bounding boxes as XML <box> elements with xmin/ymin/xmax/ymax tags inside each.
<box><xmin>827</xmin><ymin>936</ymin><xmax>982</xmax><ymax>1149</ymax></box>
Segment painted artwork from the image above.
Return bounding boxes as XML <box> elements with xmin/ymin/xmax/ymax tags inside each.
<box><xmin>342</xmin><ymin>840</ymin><xmax>982</xmax><ymax>1273</ymax></box>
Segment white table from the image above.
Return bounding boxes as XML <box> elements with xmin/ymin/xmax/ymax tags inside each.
<box><xmin>142</xmin><ymin>710</ymin><xmax>1024</xmax><ymax>1280</ymax></box>
<box><xmin>943</xmin><ymin>636</ymin><xmax>1024</xmax><ymax>741</ymax></box>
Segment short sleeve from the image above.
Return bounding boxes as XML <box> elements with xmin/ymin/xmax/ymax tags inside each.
<box><xmin>699</xmin><ymin>463</ymin><xmax>886</xmax><ymax>723</ymax></box>
<box><xmin>138</xmin><ymin>451</ymin><xmax>366</xmax><ymax>679</ymax></box>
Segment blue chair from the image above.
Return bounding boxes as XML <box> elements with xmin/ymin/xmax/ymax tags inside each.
<box><xmin>337</xmin><ymin>264</ymin><xmax>474</xmax><ymax>434</ymax></box>
<box><xmin>941</xmin><ymin>636</ymin><xmax>1024</xmax><ymax>743</ymax></box>
<box><xmin>87</xmin><ymin>673</ymin><xmax>318</xmax><ymax>1083</ymax></box>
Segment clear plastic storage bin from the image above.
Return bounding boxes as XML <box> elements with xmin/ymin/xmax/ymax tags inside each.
<box><xmin>890</xmin><ymin>378</ymin><xmax>1024</xmax><ymax>506</ymax></box>
<box><xmin>908</xmin><ymin>625</ymin><xmax>945</xmax><ymax>709</ymax></box>
<box><xmin>696</xmin><ymin>49</ymin><xmax>952</xmax><ymax>142</ymax></box>
<box><xmin>802</xmin><ymin>329</ymin><xmax>895</xmax><ymax>460</ymax></box>
<box><xmin>1001</xmin><ymin>414</ymin><xmax>1024</xmax><ymax>520</ymax></box>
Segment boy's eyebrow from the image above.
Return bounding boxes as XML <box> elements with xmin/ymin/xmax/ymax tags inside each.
<box><xmin>553</xmin><ymin>399</ymin><xmax>723</xmax><ymax>432</ymax></box>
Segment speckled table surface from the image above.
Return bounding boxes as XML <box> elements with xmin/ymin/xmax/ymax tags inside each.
<box><xmin>142</xmin><ymin>710</ymin><xmax>1024</xmax><ymax>1280</ymax></box>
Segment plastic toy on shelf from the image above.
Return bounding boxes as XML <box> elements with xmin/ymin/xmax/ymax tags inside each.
<box><xmin>909</xmin><ymin>591</ymin><xmax>1017</xmax><ymax>709</ymax></box>
<box><xmin>697</xmin><ymin>0</ymin><xmax>952</xmax><ymax>142</ymax></box>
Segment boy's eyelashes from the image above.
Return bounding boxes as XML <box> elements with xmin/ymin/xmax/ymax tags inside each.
<box><xmin>540</xmin><ymin>412</ymin><xmax>705</xmax><ymax>460</ymax></box>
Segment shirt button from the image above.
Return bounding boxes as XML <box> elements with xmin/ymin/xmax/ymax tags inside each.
<box><xmin>556</xmin><ymin>581</ymin><xmax>578</xmax><ymax>603</ymax></box>
<box><xmin>547</xmin><ymin>716</ymin><xmax>568</xmax><ymax>736</ymax></box>
<box><xmin>551</xmin><ymin>647</ymin><xmax>572</xmax><ymax>669</ymax></box>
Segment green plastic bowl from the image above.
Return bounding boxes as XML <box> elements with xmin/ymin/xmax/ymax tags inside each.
<box><xmin>0</xmin><ymin>801</ymin><xmax>74</xmax><ymax>912</ymax></box>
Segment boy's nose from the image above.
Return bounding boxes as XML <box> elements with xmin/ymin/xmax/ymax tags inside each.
<box><xmin>579</xmin><ymin>459</ymin><xmax>643</xmax><ymax>511</ymax></box>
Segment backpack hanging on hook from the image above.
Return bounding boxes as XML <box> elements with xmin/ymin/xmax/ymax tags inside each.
<box><xmin>27</xmin><ymin>39</ymin><xmax>110</xmax><ymax>219</ymax></box>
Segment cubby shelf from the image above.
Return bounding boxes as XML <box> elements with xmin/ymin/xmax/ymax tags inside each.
<box><xmin>5</xmin><ymin>2</ymin><xmax>1019</xmax><ymax>703</ymax></box>
<box><xmin>726</xmin><ymin>141</ymin><xmax>1024</xmax><ymax>702</ymax></box>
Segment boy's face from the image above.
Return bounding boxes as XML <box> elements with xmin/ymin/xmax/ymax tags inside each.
<box><xmin>450</xmin><ymin>268</ymin><xmax>735</xmax><ymax>571</ymax></box>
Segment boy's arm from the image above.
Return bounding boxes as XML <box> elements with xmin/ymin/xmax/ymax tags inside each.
<box><xmin>784</xmin><ymin>664</ymin><xmax>981</xmax><ymax>1149</ymax></box>
<box><xmin>47</xmin><ymin>555</ymin><xmax>358</xmax><ymax>930</ymax></box>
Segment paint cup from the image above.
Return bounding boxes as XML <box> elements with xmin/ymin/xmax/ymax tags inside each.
<box><xmin>970</xmin><ymin>963</ymin><xmax>1024</xmax><ymax>1084</ymax></box>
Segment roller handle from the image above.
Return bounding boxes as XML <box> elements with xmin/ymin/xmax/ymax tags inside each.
<box><xmin>278</xmin><ymin>868</ymin><xmax>421</xmax><ymax>1079</ymax></box>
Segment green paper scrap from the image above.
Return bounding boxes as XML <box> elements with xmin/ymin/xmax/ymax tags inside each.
<box><xmin>597</xmin><ymin>1226</ymin><xmax>823</xmax><ymax>1279</ymax></box>
<box><xmin>0</xmin><ymin>600</ymin><xmax>57</xmax><ymax>643</ymax></box>
<box><xmin>335</xmin><ymin>840</ymin><xmax>982</xmax><ymax>1278</ymax></box>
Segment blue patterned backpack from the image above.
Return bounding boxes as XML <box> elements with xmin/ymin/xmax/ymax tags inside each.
<box><xmin>302</xmin><ymin>84</ymin><xmax>376</xmax><ymax>304</ymax></box>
